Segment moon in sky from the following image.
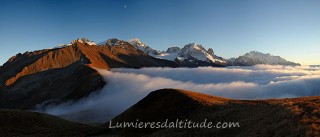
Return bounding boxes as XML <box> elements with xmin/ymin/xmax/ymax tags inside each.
<box><xmin>124</xmin><ymin>5</ymin><xmax>127</xmax><ymax>8</ymax></box>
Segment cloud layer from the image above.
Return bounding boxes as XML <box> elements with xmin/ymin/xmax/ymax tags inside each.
<box><xmin>39</xmin><ymin>65</ymin><xmax>320</xmax><ymax>123</ymax></box>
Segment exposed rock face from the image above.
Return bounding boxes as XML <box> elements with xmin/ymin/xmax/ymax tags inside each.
<box><xmin>208</xmin><ymin>48</ymin><xmax>214</xmax><ymax>55</ymax></box>
<box><xmin>0</xmin><ymin>39</ymin><xmax>177</xmax><ymax>109</ymax></box>
<box><xmin>166</xmin><ymin>47</ymin><xmax>181</xmax><ymax>53</ymax></box>
<box><xmin>108</xmin><ymin>89</ymin><xmax>320</xmax><ymax>137</ymax></box>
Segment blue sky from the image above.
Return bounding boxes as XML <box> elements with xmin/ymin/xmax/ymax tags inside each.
<box><xmin>0</xmin><ymin>0</ymin><xmax>319</xmax><ymax>65</ymax></box>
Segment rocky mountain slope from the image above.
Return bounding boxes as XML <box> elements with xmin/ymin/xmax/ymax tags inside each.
<box><xmin>108</xmin><ymin>88</ymin><xmax>320</xmax><ymax>137</ymax></box>
<box><xmin>0</xmin><ymin>38</ymin><xmax>177</xmax><ymax>109</ymax></box>
<box><xmin>228</xmin><ymin>51</ymin><xmax>300</xmax><ymax>66</ymax></box>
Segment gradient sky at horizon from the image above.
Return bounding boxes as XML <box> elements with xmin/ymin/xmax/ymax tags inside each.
<box><xmin>0</xmin><ymin>0</ymin><xmax>319</xmax><ymax>65</ymax></box>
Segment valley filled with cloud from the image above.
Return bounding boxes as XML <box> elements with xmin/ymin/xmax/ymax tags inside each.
<box><xmin>39</xmin><ymin>65</ymin><xmax>320</xmax><ymax>123</ymax></box>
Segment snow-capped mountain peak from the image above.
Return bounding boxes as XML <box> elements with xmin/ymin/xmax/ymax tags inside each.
<box><xmin>72</xmin><ymin>38</ymin><xmax>96</xmax><ymax>45</ymax></box>
<box><xmin>128</xmin><ymin>39</ymin><xmax>145</xmax><ymax>47</ymax></box>
<box><xmin>151</xmin><ymin>43</ymin><xmax>226</xmax><ymax>66</ymax></box>
<box><xmin>52</xmin><ymin>38</ymin><xmax>94</xmax><ymax>49</ymax></box>
<box><xmin>228</xmin><ymin>51</ymin><xmax>300</xmax><ymax>66</ymax></box>
<box><xmin>178</xmin><ymin>43</ymin><xmax>225</xmax><ymax>63</ymax></box>
<box><xmin>98</xmin><ymin>38</ymin><xmax>127</xmax><ymax>46</ymax></box>
<box><xmin>48</xmin><ymin>37</ymin><xmax>300</xmax><ymax>68</ymax></box>
<box><xmin>128</xmin><ymin>38</ymin><xmax>160</xmax><ymax>55</ymax></box>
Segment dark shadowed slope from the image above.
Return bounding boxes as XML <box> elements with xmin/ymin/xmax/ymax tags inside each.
<box><xmin>109</xmin><ymin>89</ymin><xmax>320</xmax><ymax>137</ymax></box>
<box><xmin>0</xmin><ymin>89</ymin><xmax>319</xmax><ymax>136</ymax></box>
<box><xmin>0</xmin><ymin>40</ymin><xmax>177</xmax><ymax>110</ymax></box>
<box><xmin>0</xmin><ymin>42</ymin><xmax>107</xmax><ymax>109</ymax></box>
<box><xmin>0</xmin><ymin>109</ymin><xmax>109</xmax><ymax>137</ymax></box>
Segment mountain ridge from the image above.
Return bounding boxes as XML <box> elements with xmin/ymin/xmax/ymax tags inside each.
<box><xmin>228</xmin><ymin>51</ymin><xmax>301</xmax><ymax>66</ymax></box>
<box><xmin>0</xmin><ymin>39</ymin><xmax>177</xmax><ymax>109</ymax></box>
<box><xmin>0</xmin><ymin>38</ymin><xmax>301</xmax><ymax>110</ymax></box>
<box><xmin>1</xmin><ymin>38</ymin><xmax>300</xmax><ymax>67</ymax></box>
<box><xmin>94</xmin><ymin>38</ymin><xmax>300</xmax><ymax>66</ymax></box>
<box><xmin>108</xmin><ymin>88</ymin><xmax>320</xmax><ymax>137</ymax></box>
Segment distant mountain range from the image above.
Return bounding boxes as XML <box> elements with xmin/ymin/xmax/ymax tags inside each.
<box><xmin>227</xmin><ymin>51</ymin><xmax>300</xmax><ymax>66</ymax></box>
<box><xmin>128</xmin><ymin>39</ymin><xmax>227</xmax><ymax>67</ymax></box>
<box><xmin>0</xmin><ymin>38</ymin><xmax>300</xmax><ymax>110</ymax></box>
<box><xmin>0</xmin><ymin>38</ymin><xmax>316</xmax><ymax>136</ymax></box>
<box><xmin>101</xmin><ymin>38</ymin><xmax>300</xmax><ymax>67</ymax></box>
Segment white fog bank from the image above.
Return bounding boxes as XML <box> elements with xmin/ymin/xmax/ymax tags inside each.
<box><xmin>39</xmin><ymin>65</ymin><xmax>320</xmax><ymax>123</ymax></box>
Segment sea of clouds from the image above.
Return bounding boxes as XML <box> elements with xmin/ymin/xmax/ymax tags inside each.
<box><xmin>39</xmin><ymin>65</ymin><xmax>320</xmax><ymax>123</ymax></box>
